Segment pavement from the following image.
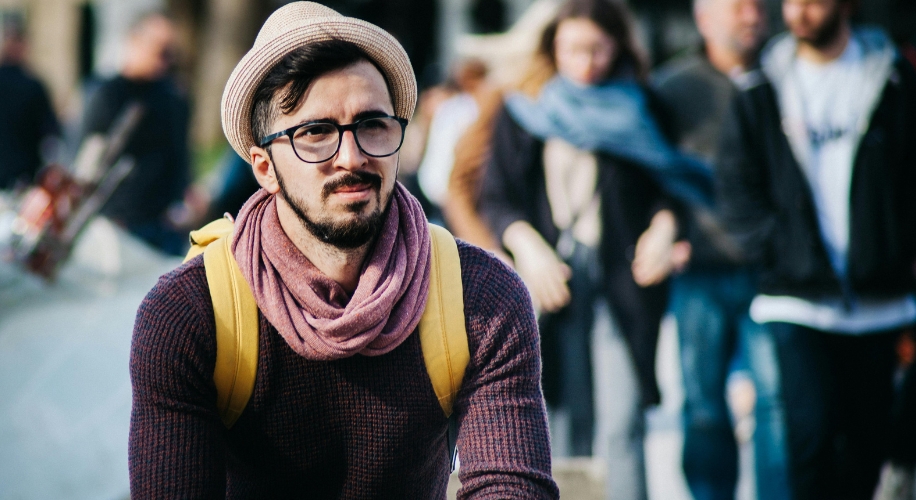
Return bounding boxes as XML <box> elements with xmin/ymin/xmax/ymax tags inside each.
<box><xmin>447</xmin><ymin>316</ymin><xmax>756</xmax><ymax>500</ymax></box>
<box><xmin>0</xmin><ymin>217</ymin><xmax>756</xmax><ymax>500</ymax></box>
<box><xmin>0</xmin><ymin>218</ymin><xmax>180</xmax><ymax>500</ymax></box>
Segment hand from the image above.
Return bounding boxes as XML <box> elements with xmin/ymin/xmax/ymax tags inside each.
<box><xmin>503</xmin><ymin>221</ymin><xmax>572</xmax><ymax>313</ymax></box>
<box><xmin>491</xmin><ymin>248</ymin><xmax>515</xmax><ymax>268</ymax></box>
<box><xmin>632</xmin><ymin>210</ymin><xmax>691</xmax><ymax>287</ymax></box>
<box><xmin>167</xmin><ymin>185</ymin><xmax>211</xmax><ymax>230</ymax></box>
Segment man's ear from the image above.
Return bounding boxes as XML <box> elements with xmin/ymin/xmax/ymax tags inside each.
<box><xmin>250</xmin><ymin>146</ymin><xmax>280</xmax><ymax>194</ymax></box>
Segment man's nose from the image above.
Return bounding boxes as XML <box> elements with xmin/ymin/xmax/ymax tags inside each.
<box><xmin>334</xmin><ymin>130</ymin><xmax>367</xmax><ymax>169</ymax></box>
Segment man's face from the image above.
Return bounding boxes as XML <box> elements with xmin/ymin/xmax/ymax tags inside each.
<box><xmin>697</xmin><ymin>0</ymin><xmax>766</xmax><ymax>58</ymax></box>
<box><xmin>783</xmin><ymin>0</ymin><xmax>848</xmax><ymax>48</ymax></box>
<box><xmin>126</xmin><ymin>16</ymin><xmax>177</xmax><ymax>80</ymax></box>
<box><xmin>267</xmin><ymin>61</ymin><xmax>398</xmax><ymax>249</ymax></box>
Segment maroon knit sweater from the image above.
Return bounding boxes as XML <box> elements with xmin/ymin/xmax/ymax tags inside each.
<box><xmin>129</xmin><ymin>241</ymin><xmax>559</xmax><ymax>499</ymax></box>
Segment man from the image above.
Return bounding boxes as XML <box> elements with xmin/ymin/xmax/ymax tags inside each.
<box><xmin>718</xmin><ymin>0</ymin><xmax>916</xmax><ymax>498</ymax></box>
<box><xmin>0</xmin><ymin>17</ymin><xmax>59</xmax><ymax>190</ymax></box>
<box><xmin>78</xmin><ymin>12</ymin><xmax>190</xmax><ymax>256</ymax></box>
<box><xmin>632</xmin><ymin>2</ymin><xmax>791</xmax><ymax>500</ymax></box>
<box><xmin>128</xmin><ymin>3</ymin><xmax>558</xmax><ymax>498</ymax></box>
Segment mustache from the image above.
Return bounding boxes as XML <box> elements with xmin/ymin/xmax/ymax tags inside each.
<box><xmin>321</xmin><ymin>171</ymin><xmax>383</xmax><ymax>199</ymax></box>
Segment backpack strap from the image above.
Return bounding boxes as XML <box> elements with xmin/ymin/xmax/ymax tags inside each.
<box><xmin>418</xmin><ymin>224</ymin><xmax>469</xmax><ymax>417</ymax></box>
<box><xmin>201</xmin><ymin>234</ymin><xmax>259</xmax><ymax>428</ymax></box>
<box><xmin>185</xmin><ymin>217</ymin><xmax>235</xmax><ymax>263</ymax></box>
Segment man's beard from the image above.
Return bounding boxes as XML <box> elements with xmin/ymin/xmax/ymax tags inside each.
<box><xmin>276</xmin><ymin>169</ymin><xmax>388</xmax><ymax>249</ymax></box>
<box><xmin>793</xmin><ymin>6</ymin><xmax>844</xmax><ymax>49</ymax></box>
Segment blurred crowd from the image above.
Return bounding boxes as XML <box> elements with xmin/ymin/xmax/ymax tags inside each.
<box><xmin>1</xmin><ymin>0</ymin><xmax>916</xmax><ymax>499</ymax></box>
<box><xmin>405</xmin><ymin>1</ymin><xmax>916</xmax><ymax>499</ymax></box>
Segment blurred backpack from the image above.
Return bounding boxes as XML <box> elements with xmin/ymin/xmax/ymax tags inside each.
<box><xmin>184</xmin><ymin>217</ymin><xmax>470</xmax><ymax>428</ymax></box>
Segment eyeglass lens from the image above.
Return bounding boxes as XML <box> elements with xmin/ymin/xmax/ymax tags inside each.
<box><xmin>291</xmin><ymin>117</ymin><xmax>404</xmax><ymax>163</ymax></box>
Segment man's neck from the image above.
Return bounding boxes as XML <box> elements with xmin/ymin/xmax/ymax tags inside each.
<box><xmin>797</xmin><ymin>24</ymin><xmax>852</xmax><ymax>64</ymax></box>
<box><xmin>120</xmin><ymin>70</ymin><xmax>156</xmax><ymax>82</ymax></box>
<box><xmin>705</xmin><ymin>42</ymin><xmax>751</xmax><ymax>76</ymax></box>
<box><xmin>276</xmin><ymin>200</ymin><xmax>371</xmax><ymax>295</ymax></box>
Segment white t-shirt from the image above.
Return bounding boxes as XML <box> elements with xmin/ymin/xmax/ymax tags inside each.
<box><xmin>751</xmin><ymin>294</ymin><xmax>916</xmax><ymax>334</ymax></box>
<box><xmin>792</xmin><ymin>38</ymin><xmax>865</xmax><ymax>277</ymax></box>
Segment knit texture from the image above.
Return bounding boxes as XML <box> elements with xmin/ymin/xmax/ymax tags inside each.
<box><xmin>129</xmin><ymin>241</ymin><xmax>558</xmax><ymax>499</ymax></box>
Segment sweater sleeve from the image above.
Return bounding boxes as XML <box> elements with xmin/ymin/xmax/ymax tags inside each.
<box><xmin>453</xmin><ymin>243</ymin><xmax>559</xmax><ymax>499</ymax></box>
<box><xmin>128</xmin><ymin>259</ymin><xmax>228</xmax><ymax>498</ymax></box>
<box><xmin>716</xmin><ymin>87</ymin><xmax>778</xmax><ymax>262</ymax></box>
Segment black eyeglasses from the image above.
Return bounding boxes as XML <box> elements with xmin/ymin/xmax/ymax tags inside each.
<box><xmin>259</xmin><ymin>115</ymin><xmax>408</xmax><ymax>164</ymax></box>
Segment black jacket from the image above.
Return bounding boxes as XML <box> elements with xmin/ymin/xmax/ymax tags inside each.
<box><xmin>79</xmin><ymin>76</ymin><xmax>190</xmax><ymax>226</ymax></box>
<box><xmin>718</xmin><ymin>49</ymin><xmax>916</xmax><ymax>300</ymax></box>
<box><xmin>652</xmin><ymin>52</ymin><xmax>750</xmax><ymax>270</ymax></box>
<box><xmin>0</xmin><ymin>64</ymin><xmax>59</xmax><ymax>189</ymax></box>
<box><xmin>478</xmin><ymin>105</ymin><xmax>673</xmax><ymax>407</ymax></box>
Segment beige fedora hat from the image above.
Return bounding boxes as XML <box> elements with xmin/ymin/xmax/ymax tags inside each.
<box><xmin>221</xmin><ymin>1</ymin><xmax>417</xmax><ymax>162</ymax></box>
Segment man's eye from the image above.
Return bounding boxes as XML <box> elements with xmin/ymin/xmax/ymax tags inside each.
<box><xmin>361</xmin><ymin>118</ymin><xmax>390</xmax><ymax>130</ymax></box>
<box><xmin>299</xmin><ymin>124</ymin><xmax>336</xmax><ymax>137</ymax></box>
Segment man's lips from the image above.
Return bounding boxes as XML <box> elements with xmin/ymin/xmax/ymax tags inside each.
<box><xmin>331</xmin><ymin>183</ymin><xmax>375</xmax><ymax>201</ymax></box>
<box><xmin>334</xmin><ymin>183</ymin><xmax>372</xmax><ymax>193</ymax></box>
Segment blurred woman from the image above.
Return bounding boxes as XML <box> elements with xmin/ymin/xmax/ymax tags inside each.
<box><xmin>475</xmin><ymin>1</ymin><xmax>712</xmax><ymax>498</ymax></box>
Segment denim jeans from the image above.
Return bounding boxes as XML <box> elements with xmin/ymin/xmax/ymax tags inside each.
<box><xmin>539</xmin><ymin>242</ymin><xmax>603</xmax><ymax>456</ymax></box>
<box><xmin>592</xmin><ymin>299</ymin><xmax>648</xmax><ymax>500</ymax></box>
<box><xmin>671</xmin><ymin>271</ymin><xmax>791</xmax><ymax>500</ymax></box>
<box><xmin>539</xmin><ymin>242</ymin><xmax>650</xmax><ymax>498</ymax></box>
<box><xmin>742</xmin><ymin>316</ymin><xmax>793</xmax><ymax>500</ymax></box>
<box><xmin>766</xmin><ymin>322</ymin><xmax>900</xmax><ymax>500</ymax></box>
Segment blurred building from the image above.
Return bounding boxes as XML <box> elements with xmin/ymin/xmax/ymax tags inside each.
<box><xmin>0</xmin><ymin>0</ymin><xmax>911</xmax><ymax>154</ymax></box>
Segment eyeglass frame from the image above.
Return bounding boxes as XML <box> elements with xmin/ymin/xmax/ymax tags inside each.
<box><xmin>258</xmin><ymin>115</ymin><xmax>409</xmax><ymax>164</ymax></box>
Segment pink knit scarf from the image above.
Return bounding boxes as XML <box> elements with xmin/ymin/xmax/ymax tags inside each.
<box><xmin>231</xmin><ymin>183</ymin><xmax>430</xmax><ymax>360</ymax></box>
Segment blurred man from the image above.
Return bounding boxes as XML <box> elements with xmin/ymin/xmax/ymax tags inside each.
<box><xmin>718</xmin><ymin>0</ymin><xmax>916</xmax><ymax>498</ymax></box>
<box><xmin>0</xmin><ymin>17</ymin><xmax>59</xmax><ymax>190</ymax></box>
<box><xmin>633</xmin><ymin>2</ymin><xmax>790</xmax><ymax>500</ymax></box>
<box><xmin>78</xmin><ymin>12</ymin><xmax>190</xmax><ymax>255</ymax></box>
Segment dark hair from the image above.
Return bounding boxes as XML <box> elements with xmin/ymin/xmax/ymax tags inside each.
<box><xmin>250</xmin><ymin>39</ymin><xmax>393</xmax><ymax>147</ymax></box>
<box><xmin>537</xmin><ymin>0</ymin><xmax>647</xmax><ymax>81</ymax></box>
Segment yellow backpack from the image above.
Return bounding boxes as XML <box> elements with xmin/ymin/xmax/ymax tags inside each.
<box><xmin>185</xmin><ymin>218</ymin><xmax>469</xmax><ymax>429</ymax></box>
